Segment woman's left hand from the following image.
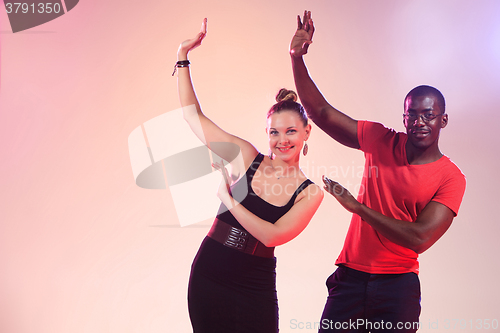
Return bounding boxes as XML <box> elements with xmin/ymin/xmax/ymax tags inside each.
<box><xmin>212</xmin><ymin>160</ymin><xmax>235</xmax><ymax>208</ymax></box>
<box><xmin>322</xmin><ymin>175</ymin><xmax>361</xmax><ymax>213</ymax></box>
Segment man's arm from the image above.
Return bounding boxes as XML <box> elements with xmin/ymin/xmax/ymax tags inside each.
<box><xmin>323</xmin><ymin>177</ymin><xmax>455</xmax><ymax>254</ymax></box>
<box><xmin>290</xmin><ymin>11</ymin><xmax>359</xmax><ymax>149</ymax></box>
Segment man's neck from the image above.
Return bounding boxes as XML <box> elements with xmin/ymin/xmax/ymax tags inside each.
<box><xmin>405</xmin><ymin>141</ymin><xmax>443</xmax><ymax>165</ymax></box>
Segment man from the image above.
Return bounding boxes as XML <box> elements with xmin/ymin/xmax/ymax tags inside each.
<box><xmin>290</xmin><ymin>11</ymin><xmax>466</xmax><ymax>332</ymax></box>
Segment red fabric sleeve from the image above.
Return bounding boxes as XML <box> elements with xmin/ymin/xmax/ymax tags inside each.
<box><xmin>431</xmin><ymin>163</ymin><xmax>466</xmax><ymax>216</ymax></box>
<box><xmin>358</xmin><ymin>121</ymin><xmax>396</xmax><ymax>153</ymax></box>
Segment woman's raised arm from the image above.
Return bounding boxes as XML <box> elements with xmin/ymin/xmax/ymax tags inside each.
<box><xmin>176</xmin><ymin>19</ymin><xmax>257</xmax><ymax>174</ymax></box>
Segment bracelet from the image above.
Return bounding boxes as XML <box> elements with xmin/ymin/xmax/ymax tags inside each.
<box><xmin>172</xmin><ymin>60</ymin><xmax>190</xmax><ymax>76</ymax></box>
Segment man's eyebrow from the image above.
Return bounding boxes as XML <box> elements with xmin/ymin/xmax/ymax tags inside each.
<box><xmin>407</xmin><ymin>107</ymin><xmax>434</xmax><ymax>112</ymax></box>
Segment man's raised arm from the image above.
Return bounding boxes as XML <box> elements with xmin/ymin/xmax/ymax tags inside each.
<box><xmin>290</xmin><ymin>11</ymin><xmax>359</xmax><ymax>149</ymax></box>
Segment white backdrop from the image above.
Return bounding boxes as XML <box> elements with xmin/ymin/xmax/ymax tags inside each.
<box><xmin>1</xmin><ymin>0</ymin><xmax>499</xmax><ymax>332</ymax></box>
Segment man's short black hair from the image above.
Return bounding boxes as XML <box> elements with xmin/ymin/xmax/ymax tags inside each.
<box><xmin>405</xmin><ymin>85</ymin><xmax>446</xmax><ymax>114</ymax></box>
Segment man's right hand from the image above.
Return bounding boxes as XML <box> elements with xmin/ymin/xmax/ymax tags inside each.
<box><xmin>290</xmin><ymin>10</ymin><xmax>359</xmax><ymax>149</ymax></box>
<box><xmin>290</xmin><ymin>10</ymin><xmax>315</xmax><ymax>57</ymax></box>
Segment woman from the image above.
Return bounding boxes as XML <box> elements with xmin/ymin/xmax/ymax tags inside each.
<box><xmin>175</xmin><ymin>19</ymin><xmax>324</xmax><ymax>333</ymax></box>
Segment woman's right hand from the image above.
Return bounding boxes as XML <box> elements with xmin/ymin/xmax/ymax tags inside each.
<box><xmin>178</xmin><ymin>18</ymin><xmax>207</xmax><ymax>60</ymax></box>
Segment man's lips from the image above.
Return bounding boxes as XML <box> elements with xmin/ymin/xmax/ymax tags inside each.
<box><xmin>412</xmin><ymin>130</ymin><xmax>430</xmax><ymax>138</ymax></box>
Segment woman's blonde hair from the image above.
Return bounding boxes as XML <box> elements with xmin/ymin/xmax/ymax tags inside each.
<box><xmin>267</xmin><ymin>88</ymin><xmax>308</xmax><ymax>126</ymax></box>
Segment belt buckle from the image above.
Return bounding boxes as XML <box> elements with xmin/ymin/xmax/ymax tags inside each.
<box><xmin>224</xmin><ymin>227</ymin><xmax>248</xmax><ymax>250</ymax></box>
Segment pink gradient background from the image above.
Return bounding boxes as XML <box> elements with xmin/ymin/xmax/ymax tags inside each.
<box><xmin>1</xmin><ymin>0</ymin><xmax>499</xmax><ymax>332</ymax></box>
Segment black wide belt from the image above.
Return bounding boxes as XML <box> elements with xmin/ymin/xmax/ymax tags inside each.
<box><xmin>208</xmin><ymin>219</ymin><xmax>275</xmax><ymax>258</ymax></box>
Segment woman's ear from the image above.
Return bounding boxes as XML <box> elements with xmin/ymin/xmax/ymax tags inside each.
<box><xmin>304</xmin><ymin>124</ymin><xmax>312</xmax><ymax>140</ymax></box>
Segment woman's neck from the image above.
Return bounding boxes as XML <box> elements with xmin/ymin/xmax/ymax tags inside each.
<box><xmin>270</xmin><ymin>156</ymin><xmax>302</xmax><ymax>178</ymax></box>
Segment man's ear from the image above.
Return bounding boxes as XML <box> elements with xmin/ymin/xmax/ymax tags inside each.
<box><xmin>441</xmin><ymin>114</ymin><xmax>448</xmax><ymax>129</ymax></box>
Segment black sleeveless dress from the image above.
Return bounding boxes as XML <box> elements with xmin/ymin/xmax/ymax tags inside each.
<box><xmin>188</xmin><ymin>153</ymin><xmax>313</xmax><ymax>333</ymax></box>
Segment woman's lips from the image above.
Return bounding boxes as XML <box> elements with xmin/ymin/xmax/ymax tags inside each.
<box><xmin>277</xmin><ymin>146</ymin><xmax>293</xmax><ymax>152</ymax></box>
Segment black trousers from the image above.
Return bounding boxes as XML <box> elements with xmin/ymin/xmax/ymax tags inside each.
<box><xmin>319</xmin><ymin>265</ymin><xmax>421</xmax><ymax>332</ymax></box>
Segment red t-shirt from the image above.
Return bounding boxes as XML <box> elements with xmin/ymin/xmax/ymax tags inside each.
<box><xmin>335</xmin><ymin>121</ymin><xmax>466</xmax><ymax>274</ymax></box>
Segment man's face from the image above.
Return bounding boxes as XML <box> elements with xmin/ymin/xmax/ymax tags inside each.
<box><xmin>403</xmin><ymin>94</ymin><xmax>448</xmax><ymax>150</ymax></box>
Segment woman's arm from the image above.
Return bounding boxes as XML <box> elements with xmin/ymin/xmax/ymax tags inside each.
<box><xmin>176</xmin><ymin>19</ymin><xmax>258</xmax><ymax>172</ymax></box>
<box><xmin>214</xmin><ymin>162</ymin><xmax>324</xmax><ymax>247</ymax></box>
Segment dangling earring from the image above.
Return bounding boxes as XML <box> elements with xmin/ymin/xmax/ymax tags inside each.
<box><xmin>303</xmin><ymin>142</ymin><xmax>308</xmax><ymax>156</ymax></box>
<box><xmin>268</xmin><ymin>148</ymin><xmax>273</xmax><ymax>159</ymax></box>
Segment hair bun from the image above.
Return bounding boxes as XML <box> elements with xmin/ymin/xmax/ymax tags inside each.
<box><xmin>276</xmin><ymin>88</ymin><xmax>298</xmax><ymax>103</ymax></box>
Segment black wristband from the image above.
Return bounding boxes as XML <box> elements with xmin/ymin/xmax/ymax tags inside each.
<box><xmin>172</xmin><ymin>60</ymin><xmax>191</xmax><ymax>76</ymax></box>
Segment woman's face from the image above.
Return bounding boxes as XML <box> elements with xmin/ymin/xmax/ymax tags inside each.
<box><xmin>266</xmin><ymin>110</ymin><xmax>311</xmax><ymax>162</ymax></box>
